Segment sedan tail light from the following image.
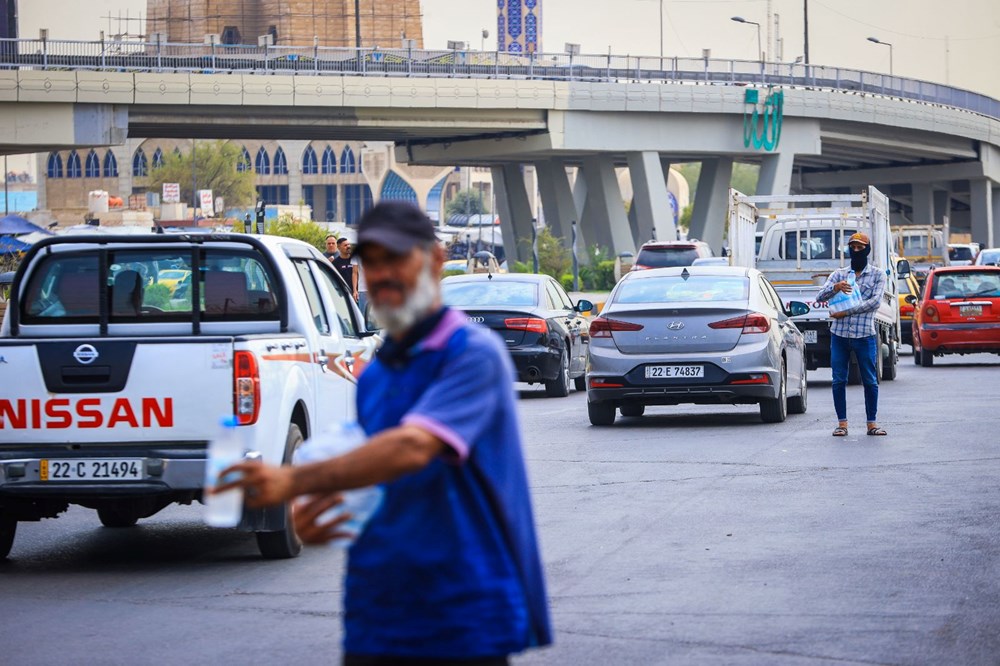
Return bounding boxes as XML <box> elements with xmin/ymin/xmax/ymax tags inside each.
<box><xmin>590</xmin><ymin>317</ymin><xmax>644</xmax><ymax>338</ymax></box>
<box><xmin>505</xmin><ymin>317</ymin><xmax>548</xmax><ymax>334</ymax></box>
<box><xmin>900</xmin><ymin>304</ymin><xmax>914</xmax><ymax>317</ymax></box>
<box><xmin>729</xmin><ymin>373</ymin><xmax>771</xmax><ymax>385</ymax></box>
<box><xmin>708</xmin><ymin>313</ymin><xmax>771</xmax><ymax>334</ymax></box>
<box><xmin>234</xmin><ymin>350</ymin><xmax>261</xmax><ymax>425</ymax></box>
<box><xmin>924</xmin><ymin>304</ymin><xmax>940</xmax><ymax>323</ymax></box>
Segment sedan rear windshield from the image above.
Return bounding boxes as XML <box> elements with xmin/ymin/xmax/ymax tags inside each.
<box><xmin>442</xmin><ymin>281</ymin><xmax>538</xmax><ymax>307</ymax></box>
<box><xmin>21</xmin><ymin>248</ymin><xmax>280</xmax><ymax>324</ymax></box>
<box><xmin>617</xmin><ymin>276</ymin><xmax>749</xmax><ymax>304</ymax></box>
<box><xmin>636</xmin><ymin>247</ymin><xmax>699</xmax><ymax>268</ymax></box>
<box><xmin>929</xmin><ymin>272</ymin><xmax>1000</xmax><ymax>299</ymax></box>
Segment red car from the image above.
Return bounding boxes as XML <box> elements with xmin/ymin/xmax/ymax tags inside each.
<box><xmin>909</xmin><ymin>266</ymin><xmax>1000</xmax><ymax>366</ymax></box>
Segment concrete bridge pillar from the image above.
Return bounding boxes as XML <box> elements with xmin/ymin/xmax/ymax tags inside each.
<box><xmin>627</xmin><ymin>151</ymin><xmax>676</xmax><ymax>245</ymax></box>
<box><xmin>911</xmin><ymin>182</ymin><xmax>935</xmax><ymax>226</ymax></box>
<box><xmin>689</xmin><ymin>157</ymin><xmax>733</xmax><ymax>252</ymax></box>
<box><xmin>756</xmin><ymin>151</ymin><xmax>795</xmax><ymax>196</ymax></box>
<box><xmin>969</xmin><ymin>178</ymin><xmax>996</xmax><ymax>248</ymax></box>
<box><xmin>933</xmin><ymin>188</ymin><xmax>952</xmax><ymax>226</ymax></box>
<box><xmin>281</xmin><ymin>140</ymin><xmax>309</xmax><ymax>214</ymax></box>
<box><xmin>534</xmin><ymin>158</ymin><xmax>577</xmax><ymax>243</ymax></box>
<box><xmin>579</xmin><ymin>156</ymin><xmax>634</xmax><ymax>255</ymax></box>
<box><xmin>114</xmin><ymin>142</ymin><xmax>134</xmax><ymax>203</ymax></box>
<box><xmin>492</xmin><ymin>164</ymin><xmax>535</xmax><ymax>264</ymax></box>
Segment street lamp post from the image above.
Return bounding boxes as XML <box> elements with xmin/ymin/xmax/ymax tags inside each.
<box><xmin>731</xmin><ymin>16</ymin><xmax>762</xmax><ymax>64</ymax></box>
<box><xmin>867</xmin><ymin>36</ymin><xmax>894</xmax><ymax>76</ymax></box>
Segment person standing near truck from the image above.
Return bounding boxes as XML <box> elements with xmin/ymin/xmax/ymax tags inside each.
<box><xmin>815</xmin><ymin>232</ymin><xmax>888</xmax><ymax>437</ymax></box>
<box><xmin>330</xmin><ymin>237</ymin><xmax>359</xmax><ymax>298</ymax></box>
<box><xmin>220</xmin><ymin>202</ymin><xmax>552</xmax><ymax>664</ymax></box>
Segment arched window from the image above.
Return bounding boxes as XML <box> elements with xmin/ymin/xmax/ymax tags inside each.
<box><xmin>340</xmin><ymin>146</ymin><xmax>356</xmax><ymax>174</ymax></box>
<box><xmin>84</xmin><ymin>150</ymin><xmax>100</xmax><ymax>178</ymax></box>
<box><xmin>103</xmin><ymin>151</ymin><xmax>118</xmax><ymax>178</ymax></box>
<box><xmin>302</xmin><ymin>145</ymin><xmax>318</xmax><ymax>175</ymax></box>
<box><xmin>46</xmin><ymin>152</ymin><xmax>63</xmax><ymax>179</ymax></box>
<box><xmin>255</xmin><ymin>147</ymin><xmax>270</xmax><ymax>175</ymax></box>
<box><xmin>321</xmin><ymin>145</ymin><xmax>337</xmax><ymax>174</ymax></box>
<box><xmin>152</xmin><ymin>148</ymin><xmax>165</xmax><ymax>169</ymax></box>
<box><xmin>379</xmin><ymin>171</ymin><xmax>418</xmax><ymax>204</ymax></box>
<box><xmin>237</xmin><ymin>147</ymin><xmax>251</xmax><ymax>173</ymax></box>
<box><xmin>273</xmin><ymin>147</ymin><xmax>288</xmax><ymax>175</ymax></box>
<box><xmin>132</xmin><ymin>149</ymin><xmax>148</xmax><ymax>177</ymax></box>
<box><xmin>66</xmin><ymin>151</ymin><xmax>82</xmax><ymax>178</ymax></box>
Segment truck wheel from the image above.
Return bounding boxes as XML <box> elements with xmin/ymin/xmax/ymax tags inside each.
<box><xmin>256</xmin><ymin>423</ymin><xmax>304</xmax><ymax>560</ymax></box>
<box><xmin>574</xmin><ymin>375</ymin><xmax>587</xmax><ymax>392</ymax></box>
<box><xmin>97</xmin><ymin>504</ymin><xmax>141</xmax><ymax>528</ymax></box>
<box><xmin>588</xmin><ymin>401</ymin><xmax>616</xmax><ymax>426</ymax></box>
<box><xmin>544</xmin><ymin>349</ymin><xmax>571</xmax><ymax>398</ymax></box>
<box><xmin>760</xmin><ymin>362</ymin><xmax>788</xmax><ymax>423</ymax></box>
<box><xmin>0</xmin><ymin>515</ymin><xmax>15</xmax><ymax>559</ymax></box>
<box><xmin>881</xmin><ymin>342</ymin><xmax>898</xmax><ymax>381</ymax></box>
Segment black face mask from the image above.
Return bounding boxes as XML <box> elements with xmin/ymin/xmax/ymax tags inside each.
<box><xmin>849</xmin><ymin>245</ymin><xmax>871</xmax><ymax>272</ymax></box>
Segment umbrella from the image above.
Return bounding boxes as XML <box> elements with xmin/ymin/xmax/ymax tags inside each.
<box><xmin>0</xmin><ymin>214</ymin><xmax>50</xmax><ymax>236</ymax></box>
<box><xmin>0</xmin><ymin>235</ymin><xmax>30</xmax><ymax>254</ymax></box>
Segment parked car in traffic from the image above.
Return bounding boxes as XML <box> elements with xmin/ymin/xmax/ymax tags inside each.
<box><xmin>909</xmin><ymin>266</ymin><xmax>1000</xmax><ymax>366</ymax></box>
<box><xmin>441</xmin><ymin>273</ymin><xmax>593</xmax><ymax>397</ymax></box>
<box><xmin>631</xmin><ymin>240</ymin><xmax>714</xmax><ymax>271</ymax></box>
<box><xmin>586</xmin><ymin>266</ymin><xmax>810</xmax><ymax>425</ymax></box>
<box><xmin>897</xmin><ymin>257</ymin><xmax>922</xmax><ymax>348</ymax></box>
<box><xmin>948</xmin><ymin>243</ymin><xmax>980</xmax><ymax>266</ymax></box>
<box><xmin>973</xmin><ymin>247</ymin><xmax>1000</xmax><ymax>266</ymax></box>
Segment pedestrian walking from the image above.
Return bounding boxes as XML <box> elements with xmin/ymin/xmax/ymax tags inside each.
<box><xmin>815</xmin><ymin>232</ymin><xmax>888</xmax><ymax>437</ymax></box>
<box><xmin>221</xmin><ymin>201</ymin><xmax>552</xmax><ymax>665</ymax></box>
<box><xmin>330</xmin><ymin>237</ymin><xmax>359</xmax><ymax>297</ymax></box>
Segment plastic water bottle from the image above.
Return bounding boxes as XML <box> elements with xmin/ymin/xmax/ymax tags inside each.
<box><xmin>203</xmin><ymin>416</ymin><xmax>245</xmax><ymax>527</ymax></box>
<box><xmin>293</xmin><ymin>421</ymin><xmax>384</xmax><ymax>549</ymax></box>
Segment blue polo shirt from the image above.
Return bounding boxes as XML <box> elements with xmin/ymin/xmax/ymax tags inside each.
<box><xmin>346</xmin><ymin>308</ymin><xmax>552</xmax><ymax>658</ymax></box>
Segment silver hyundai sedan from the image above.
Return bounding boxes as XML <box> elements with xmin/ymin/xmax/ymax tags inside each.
<box><xmin>586</xmin><ymin>266</ymin><xmax>810</xmax><ymax>425</ymax></box>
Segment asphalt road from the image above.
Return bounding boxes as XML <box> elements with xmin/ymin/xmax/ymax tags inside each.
<box><xmin>3</xmin><ymin>351</ymin><xmax>1000</xmax><ymax>665</ymax></box>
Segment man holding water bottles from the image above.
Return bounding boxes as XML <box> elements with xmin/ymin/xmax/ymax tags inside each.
<box><xmin>815</xmin><ymin>232</ymin><xmax>888</xmax><ymax>438</ymax></box>
<box><xmin>220</xmin><ymin>202</ymin><xmax>551</xmax><ymax>665</ymax></box>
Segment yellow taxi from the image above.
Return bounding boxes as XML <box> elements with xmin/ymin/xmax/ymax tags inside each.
<box><xmin>156</xmin><ymin>269</ymin><xmax>192</xmax><ymax>295</ymax></box>
<box><xmin>896</xmin><ymin>259</ymin><xmax>921</xmax><ymax>348</ymax></box>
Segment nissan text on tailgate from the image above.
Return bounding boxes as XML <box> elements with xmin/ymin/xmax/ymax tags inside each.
<box><xmin>0</xmin><ymin>233</ymin><xmax>377</xmax><ymax>559</ymax></box>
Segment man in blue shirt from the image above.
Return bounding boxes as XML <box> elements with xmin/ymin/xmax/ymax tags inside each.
<box><xmin>224</xmin><ymin>202</ymin><xmax>552</xmax><ymax>665</ymax></box>
<box><xmin>814</xmin><ymin>232</ymin><xmax>888</xmax><ymax>438</ymax></box>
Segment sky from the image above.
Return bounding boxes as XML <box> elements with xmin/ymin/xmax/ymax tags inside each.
<box><xmin>18</xmin><ymin>0</ymin><xmax>1000</xmax><ymax>98</ymax></box>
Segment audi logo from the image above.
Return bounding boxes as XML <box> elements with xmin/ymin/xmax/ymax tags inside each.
<box><xmin>467</xmin><ymin>317</ymin><xmax>486</xmax><ymax>324</ymax></box>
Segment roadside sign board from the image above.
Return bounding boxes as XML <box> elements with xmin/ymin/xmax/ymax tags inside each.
<box><xmin>199</xmin><ymin>189</ymin><xmax>214</xmax><ymax>217</ymax></box>
<box><xmin>162</xmin><ymin>183</ymin><xmax>180</xmax><ymax>203</ymax></box>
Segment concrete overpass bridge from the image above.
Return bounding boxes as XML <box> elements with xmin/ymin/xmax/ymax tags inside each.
<box><xmin>1</xmin><ymin>37</ymin><xmax>998</xmax><ymax>257</ymax></box>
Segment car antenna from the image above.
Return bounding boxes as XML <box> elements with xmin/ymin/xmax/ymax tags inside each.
<box><xmin>681</xmin><ymin>268</ymin><xmax>690</xmax><ymax>280</ymax></box>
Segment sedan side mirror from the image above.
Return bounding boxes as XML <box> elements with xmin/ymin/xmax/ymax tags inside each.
<box><xmin>575</xmin><ymin>299</ymin><xmax>594</xmax><ymax>314</ymax></box>
<box><xmin>904</xmin><ymin>294</ymin><xmax>917</xmax><ymax>306</ymax></box>
<box><xmin>786</xmin><ymin>301</ymin><xmax>811</xmax><ymax>317</ymax></box>
<box><xmin>896</xmin><ymin>259</ymin><xmax>911</xmax><ymax>279</ymax></box>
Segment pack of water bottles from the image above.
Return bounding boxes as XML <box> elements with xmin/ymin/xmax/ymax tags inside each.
<box><xmin>292</xmin><ymin>421</ymin><xmax>384</xmax><ymax>549</ymax></box>
<box><xmin>827</xmin><ymin>272</ymin><xmax>863</xmax><ymax>315</ymax></box>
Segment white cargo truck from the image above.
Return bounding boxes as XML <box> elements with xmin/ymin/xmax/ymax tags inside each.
<box><xmin>728</xmin><ymin>188</ymin><xmax>909</xmax><ymax>381</ymax></box>
<box><xmin>0</xmin><ymin>233</ymin><xmax>378</xmax><ymax>559</ymax></box>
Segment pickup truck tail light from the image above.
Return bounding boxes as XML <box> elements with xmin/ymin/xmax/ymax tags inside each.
<box><xmin>234</xmin><ymin>351</ymin><xmax>260</xmax><ymax>425</ymax></box>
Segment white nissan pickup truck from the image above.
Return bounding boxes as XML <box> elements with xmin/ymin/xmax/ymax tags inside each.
<box><xmin>0</xmin><ymin>233</ymin><xmax>378</xmax><ymax>559</ymax></box>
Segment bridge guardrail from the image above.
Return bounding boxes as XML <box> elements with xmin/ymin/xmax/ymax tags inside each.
<box><xmin>0</xmin><ymin>38</ymin><xmax>996</xmax><ymax>121</ymax></box>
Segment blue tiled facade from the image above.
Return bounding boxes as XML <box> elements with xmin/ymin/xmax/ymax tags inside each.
<box><xmin>497</xmin><ymin>0</ymin><xmax>541</xmax><ymax>54</ymax></box>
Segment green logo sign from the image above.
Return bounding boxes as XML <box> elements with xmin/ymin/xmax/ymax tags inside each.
<box><xmin>743</xmin><ymin>88</ymin><xmax>784</xmax><ymax>152</ymax></box>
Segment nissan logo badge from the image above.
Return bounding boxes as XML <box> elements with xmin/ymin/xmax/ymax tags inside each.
<box><xmin>667</xmin><ymin>321</ymin><xmax>685</xmax><ymax>331</ymax></box>
<box><xmin>468</xmin><ymin>316</ymin><xmax>486</xmax><ymax>324</ymax></box>
<box><xmin>73</xmin><ymin>344</ymin><xmax>99</xmax><ymax>365</ymax></box>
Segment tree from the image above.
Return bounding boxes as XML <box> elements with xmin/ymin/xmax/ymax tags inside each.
<box><xmin>518</xmin><ymin>227</ymin><xmax>570</xmax><ymax>280</ymax></box>
<box><xmin>147</xmin><ymin>140</ymin><xmax>256</xmax><ymax>211</ymax></box>
<box><xmin>232</xmin><ymin>213</ymin><xmax>330</xmax><ymax>252</ymax></box>
<box><xmin>445</xmin><ymin>189</ymin><xmax>487</xmax><ymax>217</ymax></box>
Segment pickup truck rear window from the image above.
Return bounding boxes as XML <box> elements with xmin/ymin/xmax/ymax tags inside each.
<box><xmin>21</xmin><ymin>248</ymin><xmax>280</xmax><ymax>324</ymax></box>
<box><xmin>777</xmin><ymin>229</ymin><xmax>857</xmax><ymax>261</ymax></box>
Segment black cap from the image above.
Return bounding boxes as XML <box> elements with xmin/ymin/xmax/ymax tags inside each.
<box><xmin>356</xmin><ymin>201</ymin><xmax>438</xmax><ymax>255</ymax></box>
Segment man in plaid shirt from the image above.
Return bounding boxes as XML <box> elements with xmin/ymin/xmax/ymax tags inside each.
<box><xmin>815</xmin><ymin>232</ymin><xmax>888</xmax><ymax>437</ymax></box>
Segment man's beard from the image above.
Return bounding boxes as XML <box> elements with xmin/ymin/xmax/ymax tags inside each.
<box><xmin>370</xmin><ymin>261</ymin><xmax>438</xmax><ymax>336</ymax></box>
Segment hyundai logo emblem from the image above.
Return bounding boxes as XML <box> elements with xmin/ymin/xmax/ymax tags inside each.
<box><xmin>73</xmin><ymin>344</ymin><xmax>99</xmax><ymax>365</ymax></box>
<box><xmin>667</xmin><ymin>321</ymin><xmax>685</xmax><ymax>331</ymax></box>
<box><xmin>468</xmin><ymin>316</ymin><xmax>486</xmax><ymax>324</ymax></box>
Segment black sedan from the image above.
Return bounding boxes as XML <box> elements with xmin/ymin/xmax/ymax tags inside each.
<box><xmin>441</xmin><ymin>273</ymin><xmax>594</xmax><ymax>397</ymax></box>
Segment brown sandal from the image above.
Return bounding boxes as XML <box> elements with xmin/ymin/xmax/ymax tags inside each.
<box><xmin>833</xmin><ymin>426</ymin><xmax>848</xmax><ymax>437</ymax></box>
<box><xmin>867</xmin><ymin>427</ymin><xmax>887</xmax><ymax>436</ymax></box>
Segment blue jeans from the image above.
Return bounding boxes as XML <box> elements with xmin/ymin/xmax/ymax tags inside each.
<box><xmin>831</xmin><ymin>334</ymin><xmax>879</xmax><ymax>423</ymax></box>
